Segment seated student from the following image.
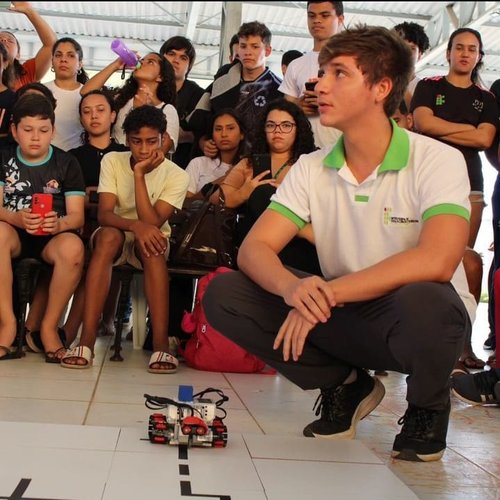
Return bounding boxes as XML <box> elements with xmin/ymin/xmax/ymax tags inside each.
<box><xmin>0</xmin><ymin>94</ymin><xmax>85</xmax><ymax>362</ymax></box>
<box><xmin>23</xmin><ymin>89</ymin><xmax>129</xmax><ymax>351</ymax></box>
<box><xmin>44</xmin><ymin>37</ymin><xmax>89</xmax><ymax>151</ymax></box>
<box><xmin>393</xmin><ymin>21</ymin><xmax>430</xmax><ymax>109</ymax></box>
<box><xmin>80</xmin><ymin>52</ymin><xmax>179</xmax><ymax>155</ymax></box>
<box><xmin>65</xmin><ymin>90</ymin><xmax>129</xmax><ymax>343</ymax></box>
<box><xmin>61</xmin><ymin>105</ymin><xmax>189</xmax><ymax>373</ymax></box>
<box><xmin>185</xmin><ymin>108</ymin><xmax>246</xmax><ymax>199</ymax></box>
<box><xmin>203</xmin><ymin>26</ymin><xmax>474</xmax><ymax>462</ymax></box>
<box><xmin>189</xmin><ymin>21</ymin><xmax>282</xmax><ymax>159</ymax></box>
<box><xmin>281</xmin><ymin>49</ymin><xmax>304</xmax><ymax>77</ymax></box>
<box><xmin>391</xmin><ymin>100</ymin><xmax>413</xmax><ymax>130</ymax></box>
<box><xmin>16</xmin><ymin>81</ymin><xmax>57</xmax><ymax>109</ymax></box>
<box><xmin>159</xmin><ymin>36</ymin><xmax>205</xmax><ymax>169</ymax></box>
<box><xmin>215</xmin><ymin>98</ymin><xmax>320</xmax><ymax>275</ymax></box>
<box><xmin>0</xmin><ymin>43</ymin><xmax>16</xmax><ymax>149</ymax></box>
<box><xmin>213</xmin><ymin>33</ymin><xmax>240</xmax><ymax>80</ymax></box>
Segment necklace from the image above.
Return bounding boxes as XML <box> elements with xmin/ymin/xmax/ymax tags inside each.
<box><xmin>273</xmin><ymin>160</ymin><xmax>290</xmax><ymax>180</ymax></box>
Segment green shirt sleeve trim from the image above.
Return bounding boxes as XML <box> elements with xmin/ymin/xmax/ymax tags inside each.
<box><xmin>268</xmin><ymin>201</ymin><xmax>307</xmax><ymax>229</ymax></box>
<box><xmin>422</xmin><ymin>203</ymin><xmax>470</xmax><ymax>222</ymax></box>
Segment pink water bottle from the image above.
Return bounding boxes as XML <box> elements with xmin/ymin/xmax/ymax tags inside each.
<box><xmin>111</xmin><ymin>39</ymin><xmax>140</xmax><ymax>67</ymax></box>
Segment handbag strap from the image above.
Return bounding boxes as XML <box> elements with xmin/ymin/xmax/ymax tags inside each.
<box><xmin>173</xmin><ymin>184</ymin><xmax>219</xmax><ymax>262</ymax></box>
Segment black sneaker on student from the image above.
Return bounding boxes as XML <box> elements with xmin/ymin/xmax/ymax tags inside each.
<box><xmin>391</xmin><ymin>400</ymin><xmax>450</xmax><ymax>462</ymax></box>
<box><xmin>303</xmin><ymin>368</ymin><xmax>385</xmax><ymax>439</ymax></box>
<box><xmin>451</xmin><ymin>369</ymin><xmax>500</xmax><ymax>405</ymax></box>
<box><xmin>483</xmin><ymin>333</ymin><xmax>496</xmax><ymax>351</ymax></box>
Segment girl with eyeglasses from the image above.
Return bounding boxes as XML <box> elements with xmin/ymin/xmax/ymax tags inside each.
<box><xmin>215</xmin><ymin>98</ymin><xmax>321</xmax><ymax>274</ymax></box>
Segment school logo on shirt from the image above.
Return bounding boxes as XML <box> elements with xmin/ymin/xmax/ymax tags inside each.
<box><xmin>472</xmin><ymin>99</ymin><xmax>483</xmax><ymax>112</ymax></box>
<box><xmin>383</xmin><ymin>207</ymin><xmax>418</xmax><ymax>226</ymax></box>
<box><xmin>435</xmin><ymin>94</ymin><xmax>445</xmax><ymax>106</ymax></box>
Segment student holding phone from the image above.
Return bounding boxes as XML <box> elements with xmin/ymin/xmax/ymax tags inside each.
<box><xmin>214</xmin><ymin>98</ymin><xmax>320</xmax><ymax>274</ymax></box>
<box><xmin>0</xmin><ymin>94</ymin><xmax>85</xmax><ymax>362</ymax></box>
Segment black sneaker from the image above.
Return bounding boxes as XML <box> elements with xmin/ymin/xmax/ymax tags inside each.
<box><xmin>303</xmin><ymin>368</ymin><xmax>385</xmax><ymax>439</ymax></box>
<box><xmin>391</xmin><ymin>401</ymin><xmax>450</xmax><ymax>462</ymax></box>
<box><xmin>483</xmin><ymin>333</ymin><xmax>496</xmax><ymax>351</ymax></box>
<box><xmin>451</xmin><ymin>369</ymin><xmax>500</xmax><ymax>405</ymax></box>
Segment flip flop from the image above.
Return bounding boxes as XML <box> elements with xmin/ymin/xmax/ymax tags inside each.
<box><xmin>45</xmin><ymin>347</ymin><xmax>67</xmax><ymax>364</ymax></box>
<box><xmin>27</xmin><ymin>328</ymin><xmax>67</xmax><ymax>353</ymax></box>
<box><xmin>0</xmin><ymin>345</ymin><xmax>17</xmax><ymax>361</ymax></box>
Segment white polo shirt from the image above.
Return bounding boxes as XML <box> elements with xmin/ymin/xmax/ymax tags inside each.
<box><xmin>269</xmin><ymin>123</ymin><xmax>476</xmax><ymax>321</ymax></box>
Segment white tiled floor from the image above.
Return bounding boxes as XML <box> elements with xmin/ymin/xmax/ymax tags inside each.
<box><xmin>0</xmin><ymin>303</ymin><xmax>498</xmax><ymax>499</ymax></box>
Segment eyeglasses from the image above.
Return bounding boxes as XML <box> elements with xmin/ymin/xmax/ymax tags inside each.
<box><xmin>264</xmin><ymin>121</ymin><xmax>296</xmax><ymax>134</ymax></box>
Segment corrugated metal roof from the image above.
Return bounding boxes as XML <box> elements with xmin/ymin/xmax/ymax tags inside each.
<box><xmin>1</xmin><ymin>1</ymin><xmax>500</xmax><ymax>86</ymax></box>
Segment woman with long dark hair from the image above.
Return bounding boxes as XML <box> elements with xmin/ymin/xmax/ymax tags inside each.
<box><xmin>80</xmin><ymin>52</ymin><xmax>179</xmax><ymax>154</ymax></box>
<box><xmin>412</xmin><ymin>28</ymin><xmax>499</xmax><ymax>370</ymax></box>
<box><xmin>45</xmin><ymin>38</ymin><xmax>90</xmax><ymax>151</ymax></box>
<box><xmin>0</xmin><ymin>2</ymin><xmax>56</xmax><ymax>91</ymax></box>
<box><xmin>215</xmin><ymin>98</ymin><xmax>320</xmax><ymax>274</ymax></box>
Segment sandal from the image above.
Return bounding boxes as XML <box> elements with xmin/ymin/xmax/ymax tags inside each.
<box><xmin>459</xmin><ymin>354</ymin><xmax>486</xmax><ymax>370</ymax></box>
<box><xmin>148</xmin><ymin>351</ymin><xmax>178</xmax><ymax>374</ymax></box>
<box><xmin>0</xmin><ymin>345</ymin><xmax>17</xmax><ymax>361</ymax></box>
<box><xmin>60</xmin><ymin>345</ymin><xmax>93</xmax><ymax>369</ymax></box>
<box><xmin>45</xmin><ymin>347</ymin><xmax>67</xmax><ymax>364</ymax></box>
<box><xmin>27</xmin><ymin>328</ymin><xmax>67</xmax><ymax>353</ymax></box>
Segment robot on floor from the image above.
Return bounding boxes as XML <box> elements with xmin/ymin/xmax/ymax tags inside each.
<box><xmin>144</xmin><ymin>385</ymin><xmax>228</xmax><ymax>448</ymax></box>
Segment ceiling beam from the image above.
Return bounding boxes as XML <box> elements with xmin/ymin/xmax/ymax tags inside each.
<box><xmin>417</xmin><ymin>1</ymin><xmax>500</xmax><ymax>69</ymax></box>
<box><xmin>184</xmin><ymin>3</ymin><xmax>201</xmax><ymax>40</ymax></box>
<box><xmin>245</xmin><ymin>1</ymin><xmax>432</xmax><ymax>20</ymax></box>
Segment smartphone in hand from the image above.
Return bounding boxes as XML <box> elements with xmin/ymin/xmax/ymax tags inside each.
<box><xmin>304</xmin><ymin>81</ymin><xmax>317</xmax><ymax>92</ymax></box>
<box><xmin>251</xmin><ymin>153</ymin><xmax>272</xmax><ymax>177</ymax></box>
<box><xmin>31</xmin><ymin>193</ymin><xmax>53</xmax><ymax>235</ymax></box>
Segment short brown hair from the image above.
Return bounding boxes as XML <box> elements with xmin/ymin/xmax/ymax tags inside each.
<box><xmin>237</xmin><ymin>21</ymin><xmax>272</xmax><ymax>46</ymax></box>
<box><xmin>318</xmin><ymin>25</ymin><xmax>413</xmax><ymax>116</ymax></box>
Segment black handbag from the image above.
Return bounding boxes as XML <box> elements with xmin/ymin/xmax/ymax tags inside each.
<box><xmin>168</xmin><ymin>188</ymin><xmax>238</xmax><ymax>270</ymax></box>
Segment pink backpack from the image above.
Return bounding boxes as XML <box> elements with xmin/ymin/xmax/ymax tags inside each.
<box><xmin>180</xmin><ymin>267</ymin><xmax>273</xmax><ymax>374</ymax></box>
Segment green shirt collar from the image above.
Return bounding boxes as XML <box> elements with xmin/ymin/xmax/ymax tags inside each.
<box><xmin>323</xmin><ymin>119</ymin><xmax>410</xmax><ymax>173</ymax></box>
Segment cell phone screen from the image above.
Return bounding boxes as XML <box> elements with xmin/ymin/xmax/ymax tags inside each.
<box><xmin>252</xmin><ymin>154</ymin><xmax>272</xmax><ymax>177</ymax></box>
